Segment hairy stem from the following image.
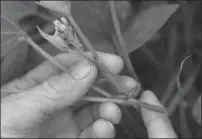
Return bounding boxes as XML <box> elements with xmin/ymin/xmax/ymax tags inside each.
<box><xmin>26</xmin><ymin>37</ymin><xmax>70</xmax><ymax>72</ymax></box>
<box><xmin>83</xmin><ymin>96</ymin><xmax>165</xmax><ymax>113</ymax></box>
<box><xmin>109</xmin><ymin>1</ymin><xmax>139</xmax><ymax>81</ymax></box>
<box><xmin>67</xmin><ymin>14</ymin><xmax>130</xmax><ymax>94</ymax></box>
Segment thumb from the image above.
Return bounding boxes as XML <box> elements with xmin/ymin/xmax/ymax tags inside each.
<box><xmin>1</xmin><ymin>60</ymin><xmax>97</xmax><ymax>138</ymax></box>
<box><xmin>30</xmin><ymin>60</ymin><xmax>98</xmax><ymax>113</ymax></box>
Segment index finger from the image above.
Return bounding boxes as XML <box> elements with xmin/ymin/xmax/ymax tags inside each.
<box><xmin>140</xmin><ymin>90</ymin><xmax>177</xmax><ymax>138</ymax></box>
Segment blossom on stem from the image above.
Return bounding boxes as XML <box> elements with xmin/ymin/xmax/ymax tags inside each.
<box><xmin>37</xmin><ymin>17</ymin><xmax>83</xmax><ymax>52</ymax></box>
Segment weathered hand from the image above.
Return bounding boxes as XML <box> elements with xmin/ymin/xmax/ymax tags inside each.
<box><xmin>1</xmin><ymin>51</ymin><xmax>125</xmax><ymax>138</ymax></box>
<box><xmin>140</xmin><ymin>90</ymin><xmax>177</xmax><ymax>138</ymax></box>
<box><xmin>1</xmin><ymin>51</ymin><xmax>177</xmax><ymax>138</ymax></box>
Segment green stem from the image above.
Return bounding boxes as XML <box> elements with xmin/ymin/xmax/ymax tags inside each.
<box><xmin>67</xmin><ymin>15</ymin><xmax>129</xmax><ymax>94</ymax></box>
<box><xmin>109</xmin><ymin>1</ymin><xmax>139</xmax><ymax>82</ymax></box>
<box><xmin>1</xmin><ymin>32</ymin><xmax>22</xmax><ymax>35</ymax></box>
<box><xmin>1</xmin><ymin>36</ymin><xmax>19</xmax><ymax>48</ymax></box>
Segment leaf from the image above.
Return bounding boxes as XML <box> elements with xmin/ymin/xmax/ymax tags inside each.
<box><xmin>1</xmin><ymin>17</ymin><xmax>21</xmax><ymax>57</ymax></box>
<box><xmin>36</xmin><ymin>1</ymin><xmax>71</xmax><ymax>15</ymax></box>
<box><xmin>1</xmin><ymin>1</ymin><xmax>37</xmax><ymax>57</ymax></box>
<box><xmin>124</xmin><ymin>3</ymin><xmax>179</xmax><ymax>52</ymax></box>
<box><xmin>47</xmin><ymin>1</ymin><xmax>134</xmax><ymax>45</ymax></box>
<box><xmin>37</xmin><ymin>26</ymin><xmax>70</xmax><ymax>52</ymax></box>
<box><xmin>1</xmin><ymin>1</ymin><xmax>37</xmax><ymax>23</ymax></box>
<box><xmin>1</xmin><ymin>43</ymin><xmax>29</xmax><ymax>85</ymax></box>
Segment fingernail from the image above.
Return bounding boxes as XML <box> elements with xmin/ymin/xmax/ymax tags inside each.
<box><xmin>93</xmin><ymin>119</ymin><xmax>116</xmax><ymax>138</ymax></box>
<box><xmin>71</xmin><ymin>61</ymin><xmax>91</xmax><ymax>80</ymax></box>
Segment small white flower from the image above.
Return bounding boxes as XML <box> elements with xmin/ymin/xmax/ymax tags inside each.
<box><xmin>53</xmin><ymin>17</ymin><xmax>83</xmax><ymax>51</ymax></box>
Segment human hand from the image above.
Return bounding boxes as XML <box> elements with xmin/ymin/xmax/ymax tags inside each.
<box><xmin>140</xmin><ymin>90</ymin><xmax>177</xmax><ymax>138</ymax></box>
<box><xmin>1</xmin><ymin>51</ymin><xmax>177</xmax><ymax>138</ymax></box>
<box><xmin>1</xmin><ymin>51</ymin><xmax>126</xmax><ymax>138</ymax></box>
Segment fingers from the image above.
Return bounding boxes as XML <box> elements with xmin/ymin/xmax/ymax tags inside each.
<box><xmin>18</xmin><ymin>60</ymin><xmax>97</xmax><ymax>113</ymax></box>
<box><xmin>1</xmin><ymin>60</ymin><xmax>98</xmax><ymax>137</ymax></box>
<box><xmin>75</xmin><ymin>102</ymin><xmax>122</xmax><ymax>130</ymax></box>
<box><xmin>96</xmin><ymin>75</ymin><xmax>140</xmax><ymax>97</ymax></box>
<box><xmin>140</xmin><ymin>90</ymin><xmax>177</xmax><ymax>138</ymax></box>
<box><xmin>1</xmin><ymin>51</ymin><xmax>124</xmax><ymax>91</ymax></box>
<box><xmin>39</xmin><ymin>108</ymin><xmax>80</xmax><ymax>138</ymax></box>
<box><xmin>79</xmin><ymin>119</ymin><xmax>116</xmax><ymax>138</ymax></box>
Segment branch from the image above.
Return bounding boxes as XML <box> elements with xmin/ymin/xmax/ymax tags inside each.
<box><xmin>1</xmin><ymin>32</ymin><xmax>22</xmax><ymax>35</ymax></box>
<box><xmin>109</xmin><ymin>1</ymin><xmax>139</xmax><ymax>81</ymax></box>
<box><xmin>1</xmin><ymin>36</ymin><xmax>19</xmax><ymax>48</ymax></box>
<box><xmin>1</xmin><ymin>1</ymin><xmax>7</xmax><ymax>17</ymax></box>
<box><xmin>1</xmin><ymin>86</ymin><xmax>165</xmax><ymax>113</ymax></box>
<box><xmin>67</xmin><ymin>15</ymin><xmax>133</xmax><ymax>95</ymax></box>
<box><xmin>1</xmin><ymin>15</ymin><xmax>23</xmax><ymax>34</ymax></box>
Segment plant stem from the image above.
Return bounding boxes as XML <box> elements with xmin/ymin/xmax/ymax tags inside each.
<box><xmin>25</xmin><ymin>36</ymin><xmax>114</xmax><ymax>98</ymax></box>
<box><xmin>1</xmin><ymin>36</ymin><xmax>19</xmax><ymax>48</ymax></box>
<box><xmin>26</xmin><ymin>37</ymin><xmax>71</xmax><ymax>74</ymax></box>
<box><xmin>68</xmin><ymin>15</ymin><xmax>97</xmax><ymax>59</ymax></box>
<box><xmin>92</xmin><ymin>86</ymin><xmax>111</xmax><ymax>97</ymax></box>
<box><xmin>109</xmin><ymin>1</ymin><xmax>139</xmax><ymax>81</ymax></box>
<box><xmin>82</xmin><ymin>96</ymin><xmax>132</xmax><ymax>106</ymax></box>
<box><xmin>112</xmin><ymin>35</ymin><xmax>122</xmax><ymax>55</ymax></box>
<box><xmin>83</xmin><ymin>96</ymin><xmax>166</xmax><ymax>113</ymax></box>
<box><xmin>1</xmin><ymin>32</ymin><xmax>22</xmax><ymax>35</ymax></box>
<box><xmin>66</xmin><ymin>4</ymin><xmax>166</xmax><ymax>114</ymax></box>
<box><xmin>67</xmin><ymin>15</ymin><xmax>129</xmax><ymax>94</ymax></box>
<box><xmin>167</xmin><ymin>71</ymin><xmax>197</xmax><ymax>117</ymax></box>
<box><xmin>161</xmin><ymin>55</ymin><xmax>191</xmax><ymax>106</ymax></box>
<box><xmin>161</xmin><ymin>70</ymin><xmax>178</xmax><ymax>106</ymax></box>
<box><xmin>1</xmin><ymin>15</ymin><xmax>23</xmax><ymax>34</ymax></box>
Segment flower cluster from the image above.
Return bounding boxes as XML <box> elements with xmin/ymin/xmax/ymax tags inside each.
<box><xmin>53</xmin><ymin>17</ymin><xmax>83</xmax><ymax>51</ymax></box>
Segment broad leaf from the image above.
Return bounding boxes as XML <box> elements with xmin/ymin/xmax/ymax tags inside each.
<box><xmin>1</xmin><ymin>43</ymin><xmax>29</xmax><ymax>85</ymax></box>
<box><xmin>36</xmin><ymin>1</ymin><xmax>71</xmax><ymax>15</ymax></box>
<box><xmin>1</xmin><ymin>1</ymin><xmax>37</xmax><ymax>23</ymax></box>
<box><xmin>1</xmin><ymin>17</ymin><xmax>21</xmax><ymax>57</ymax></box>
<box><xmin>1</xmin><ymin>1</ymin><xmax>37</xmax><ymax>57</ymax></box>
<box><xmin>124</xmin><ymin>3</ymin><xmax>179</xmax><ymax>52</ymax></box>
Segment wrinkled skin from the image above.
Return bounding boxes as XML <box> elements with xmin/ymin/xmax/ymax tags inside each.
<box><xmin>1</xmin><ymin>51</ymin><xmax>177</xmax><ymax>138</ymax></box>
